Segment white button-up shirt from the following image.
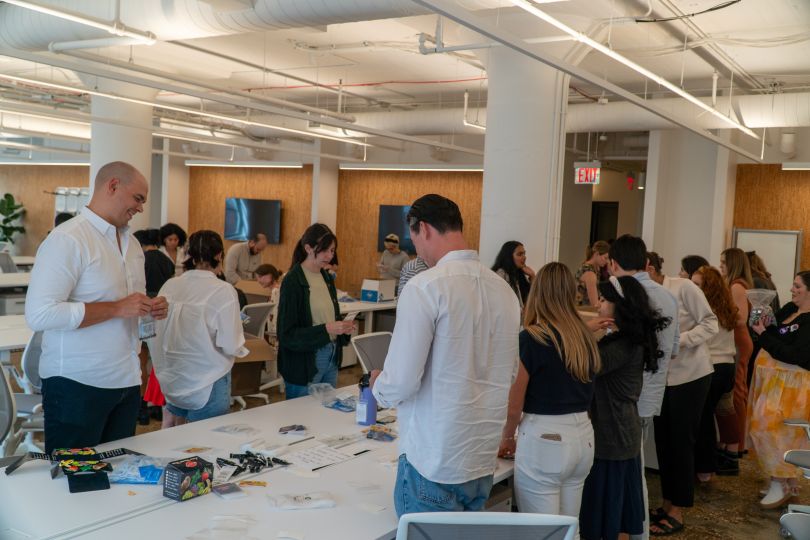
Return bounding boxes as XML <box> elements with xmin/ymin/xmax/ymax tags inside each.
<box><xmin>25</xmin><ymin>207</ymin><xmax>145</xmax><ymax>389</ymax></box>
<box><xmin>149</xmin><ymin>271</ymin><xmax>248</xmax><ymax>410</ymax></box>
<box><xmin>373</xmin><ymin>250</ymin><xmax>520</xmax><ymax>484</ymax></box>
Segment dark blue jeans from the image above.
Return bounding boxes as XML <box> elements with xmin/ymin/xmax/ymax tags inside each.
<box><xmin>394</xmin><ymin>454</ymin><xmax>493</xmax><ymax>517</ymax></box>
<box><xmin>42</xmin><ymin>376</ymin><xmax>140</xmax><ymax>454</ymax></box>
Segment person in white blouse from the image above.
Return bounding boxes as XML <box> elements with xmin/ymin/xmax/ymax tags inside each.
<box><xmin>370</xmin><ymin>194</ymin><xmax>521</xmax><ymax>517</ymax></box>
<box><xmin>150</xmin><ymin>230</ymin><xmax>248</xmax><ymax>426</ymax></box>
<box><xmin>26</xmin><ymin>161</ymin><xmax>168</xmax><ymax>454</ymax></box>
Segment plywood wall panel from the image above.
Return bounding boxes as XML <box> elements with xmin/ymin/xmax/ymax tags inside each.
<box><xmin>187</xmin><ymin>166</ymin><xmax>312</xmax><ymax>270</ymax></box>
<box><xmin>0</xmin><ymin>165</ymin><xmax>89</xmax><ymax>256</ymax></box>
<box><xmin>335</xmin><ymin>170</ymin><xmax>483</xmax><ymax>294</ymax></box>
<box><xmin>734</xmin><ymin>164</ymin><xmax>810</xmax><ymax>269</ymax></box>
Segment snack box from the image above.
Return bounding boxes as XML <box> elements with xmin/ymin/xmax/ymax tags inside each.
<box><xmin>163</xmin><ymin>456</ymin><xmax>213</xmax><ymax>502</ymax></box>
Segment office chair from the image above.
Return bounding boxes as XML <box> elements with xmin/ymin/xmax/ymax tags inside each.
<box><xmin>232</xmin><ymin>302</ymin><xmax>276</xmax><ymax>409</ymax></box>
<box><xmin>780</xmin><ymin>419</ymin><xmax>810</xmax><ymax>539</ymax></box>
<box><xmin>16</xmin><ymin>332</ymin><xmax>44</xmax><ymax>452</ymax></box>
<box><xmin>351</xmin><ymin>332</ymin><xmax>392</xmax><ymax>374</ymax></box>
<box><xmin>395</xmin><ymin>512</ymin><xmax>579</xmax><ymax>540</ymax></box>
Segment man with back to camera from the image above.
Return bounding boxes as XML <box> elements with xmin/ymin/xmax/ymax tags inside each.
<box><xmin>224</xmin><ymin>232</ymin><xmax>268</xmax><ymax>284</ymax></box>
<box><xmin>607</xmin><ymin>235</ymin><xmax>679</xmax><ymax>540</ymax></box>
<box><xmin>26</xmin><ymin>161</ymin><xmax>168</xmax><ymax>454</ymax></box>
<box><xmin>370</xmin><ymin>194</ymin><xmax>521</xmax><ymax>516</ymax></box>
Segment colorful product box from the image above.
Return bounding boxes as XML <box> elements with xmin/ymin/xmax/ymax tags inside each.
<box><xmin>163</xmin><ymin>456</ymin><xmax>213</xmax><ymax>502</ymax></box>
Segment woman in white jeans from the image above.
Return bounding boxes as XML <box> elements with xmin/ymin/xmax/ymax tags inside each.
<box><xmin>499</xmin><ymin>262</ymin><xmax>602</xmax><ymax>520</ymax></box>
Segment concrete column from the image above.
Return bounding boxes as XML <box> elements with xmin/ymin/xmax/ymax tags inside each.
<box><xmin>158</xmin><ymin>139</ymin><xmax>190</xmax><ymax>231</ymax></box>
<box><xmin>642</xmin><ymin>129</ymin><xmax>738</xmax><ymax>274</ymax></box>
<box><xmin>479</xmin><ymin>47</ymin><xmax>569</xmax><ymax>270</ymax></box>
<box><xmin>311</xmin><ymin>140</ymin><xmax>339</xmax><ymax>230</ymax></box>
<box><xmin>83</xmin><ymin>78</ymin><xmax>157</xmax><ymax>230</ymax></box>
<box><xmin>558</xmin><ymin>143</ymin><xmax>593</xmax><ymax>271</ymax></box>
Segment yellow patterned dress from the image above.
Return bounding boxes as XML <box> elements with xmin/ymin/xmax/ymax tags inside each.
<box><xmin>747</xmin><ymin>306</ymin><xmax>810</xmax><ymax>478</ymax></box>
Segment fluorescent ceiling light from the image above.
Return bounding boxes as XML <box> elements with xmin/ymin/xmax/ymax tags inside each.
<box><xmin>0</xmin><ymin>161</ymin><xmax>89</xmax><ymax>166</ymax></box>
<box><xmin>782</xmin><ymin>162</ymin><xmax>810</xmax><ymax>171</ymax></box>
<box><xmin>508</xmin><ymin>0</ymin><xmax>759</xmax><ymax>139</ymax></box>
<box><xmin>339</xmin><ymin>163</ymin><xmax>483</xmax><ymax>172</ymax></box>
<box><xmin>0</xmin><ymin>73</ymin><xmax>370</xmax><ymax>147</ymax></box>
<box><xmin>2</xmin><ymin>0</ymin><xmax>156</xmax><ymax>44</ymax></box>
<box><xmin>184</xmin><ymin>160</ymin><xmax>303</xmax><ymax>168</ymax></box>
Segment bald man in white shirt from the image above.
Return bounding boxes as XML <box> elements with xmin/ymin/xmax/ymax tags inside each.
<box><xmin>26</xmin><ymin>161</ymin><xmax>168</xmax><ymax>454</ymax></box>
<box><xmin>370</xmin><ymin>194</ymin><xmax>521</xmax><ymax>517</ymax></box>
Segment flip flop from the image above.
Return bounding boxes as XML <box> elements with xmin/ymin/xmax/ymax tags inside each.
<box><xmin>649</xmin><ymin>507</ymin><xmax>667</xmax><ymax>521</ymax></box>
<box><xmin>650</xmin><ymin>513</ymin><xmax>684</xmax><ymax>536</ymax></box>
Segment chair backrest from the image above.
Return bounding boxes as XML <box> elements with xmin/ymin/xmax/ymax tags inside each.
<box><xmin>241</xmin><ymin>302</ymin><xmax>275</xmax><ymax>338</ymax></box>
<box><xmin>396</xmin><ymin>512</ymin><xmax>578</xmax><ymax>540</ymax></box>
<box><xmin>0</xmin><ymin>253</ymin><xmax>18</xmax><ymax>274</ymax></box>
<box><xmin>351</xmin><ymin>332</ymin><xmax>392</xmax><ymax>373</ymax></box>
<box><xmin>21</xmin><ymin>331</ymin><xmax>43</xmax><ymax>393</ymax></box>
<box><xmin>0</xmin><ymin>367</ymin><xmax>17</xmax><ymax>452</ymax></box>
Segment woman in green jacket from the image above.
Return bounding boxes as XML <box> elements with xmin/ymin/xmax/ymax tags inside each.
<box><xmin>277</xmin><ymin>224</ymin><xmax>354</xmax><ymax>399</ymax></box>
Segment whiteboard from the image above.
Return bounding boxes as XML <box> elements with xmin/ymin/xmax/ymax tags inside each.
<box><xmin>733</xmin><ymin>228</ymin><xmax>802</xmax><ymax>307</ymax></box>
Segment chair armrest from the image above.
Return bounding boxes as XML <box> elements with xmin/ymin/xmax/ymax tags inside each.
<box><xmin>784</xmin><ymin>419</ymin><xmax>810</xmax><ymax>429</ymax></box>
<box><xmin>784</xmin><ymin>449</ymin><xmax>810</xmax><ymax>470</ymax></box>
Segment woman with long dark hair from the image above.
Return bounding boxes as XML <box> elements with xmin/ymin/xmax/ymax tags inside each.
<box><xmin>492</xmin><ymin>241</ymin><xmax>534</xmax><ymax>310</ymax></box>
<box><xmin>678</xmin><ymin>255</ymin><xmax>709</xmax><ymax>280</ymax></box>
<box><xmin>159</xmin><ymin>222</ymin><xmax>188</xmax><ymax>276</ymax></box>
<box><xmin>580</xmin><ymin>275</ymin><xmax>668</xmax><ymax>540</ymax></box>
<box><xmin>277</xmin><ymin>224</ymin><xmax>355</xmax><ymax>399</ymax></box>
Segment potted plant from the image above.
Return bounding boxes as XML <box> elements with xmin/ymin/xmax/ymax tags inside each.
<box><xmin>0</xmin><ymin>193</ymin><xmax>25</xmax><ymax>248</ymax></box>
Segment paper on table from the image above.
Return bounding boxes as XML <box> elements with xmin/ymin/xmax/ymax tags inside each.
<box><xmin>343</xmin><ymin>311</ymin><xmax>359</xmax><ymax>322</ymax></box>
<box><xmin>284</xmin><ymin>444</ymin><xmax>354</xmax><ymax>471</ymax></box>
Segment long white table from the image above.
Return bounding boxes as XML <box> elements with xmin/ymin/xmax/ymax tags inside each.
<box><xmin>0</xmin><ymin>388</ymin><xmax>513</xmax><ymax>540</ymax></box>
<box><xmin>11</xmin><ymin>256</ymin><xmax>35</xmax><ymax>269</ymax></box>
<box><xmin>0</xmin><ymin>272</ymin><xmax>30</xmax><ymax>288</ymax></box>
<box><xmin>0</xmin><ymin>314</ymin><xmax>32</xmax><ymax>364</ymax></box>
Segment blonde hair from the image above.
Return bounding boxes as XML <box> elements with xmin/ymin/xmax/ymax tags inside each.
<box><xmin>722</xmin><ymin>247</ymin><xmax>753</xmax><ymax>288</ymax></box>
<box><xmin>524</xmin><ymin>262</ymin><xmax>601</xmax><ymax>382</ymax></box>
<box><xmin>584</xmin><ymin>240</ymin><xmax>610</xmax><ymax>262</ymax></box>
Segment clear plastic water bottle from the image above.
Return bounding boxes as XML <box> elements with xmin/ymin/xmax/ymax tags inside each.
<box><xmin>356</xmin><ymin>374</ymin><xmax>377</xmax><ymax>426</ymax></box>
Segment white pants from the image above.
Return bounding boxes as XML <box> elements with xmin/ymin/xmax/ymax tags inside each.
<box><xmin>514</xmin><ymin>412</ymin><xmax>595</xmax><ymax>523</ymax></box>
<box><xmin>631</xmin><ymin>416</ymin><xmax>653</xmax><ymax>540</ymax></box>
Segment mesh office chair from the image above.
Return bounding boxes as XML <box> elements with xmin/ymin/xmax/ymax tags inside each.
<box><xmin>780</xmin><ymin>420</ymin><xmax>810</xmax><ymax>540</ymax></box>
<box><xmin>351</xmin><ymin>332</ymin><xmax>392</xmax><ymax>374</ymax></box>
<box><xmin>395</xmin><ymin>512</ymin><xmax>579</xmax><ymax>540</ymax></box>
<box><xmin>0</xmin><ymin>368</ymin><xmax>18</xmax><ymax>457</ymax></box>
<box><xmin>16</xmin><ymin>332</ymin><xmax>44</xmax><ymax>452</ymax></box>
<box><xmin>232</xmin><ymin>302</ymin><xmax>277</xmax><ymax>409</ymax></box>
<box><xmin>0</xmin><ymin>252</ymin><xmax>18</xmax><ymax>274</ymax></box>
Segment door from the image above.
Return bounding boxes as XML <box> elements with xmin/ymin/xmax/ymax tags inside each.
<box><xmin>590</xmin><ymin>201</ymin><xmax>618</xmax><ymax>243</ymax></box>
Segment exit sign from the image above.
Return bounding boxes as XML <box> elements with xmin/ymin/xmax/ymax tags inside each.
<box><xmin>574</xmin><ymin>161</ymin><xmax>601</xmax><ymax>185</ymax></box>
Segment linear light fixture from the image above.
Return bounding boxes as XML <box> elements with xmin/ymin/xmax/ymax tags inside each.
<box><xmin>508</xmin><ymin>0</ymin><xmax>760</xmax><ymax>139</ymax></box>
<box><xmin>339</xmin><ymin>163</ymin><xmax>483</xmax><ymax>172</ymax></box>
<box><xmin>2</xmin><ymin>0</ymin><xmax>156</xmax><ymax>44</ymax></box>
<box><xmin>782</xmin><ymin>162</ymin><xmax>810</xmax><ymax>171</ymax></box>
<box><xmin>0</xmin><ymin>73</ymin><xmax>370</xmax><ymax>147</ymax></box>
<box><xmin>0</xmin><ymin>161</ymin><xmax>89</xmax><ymax>166</ymax></box>
<box><xmin>184</xmin><ymin>160</ymin><xmax>303</xmax><ymax>168</ymax></box>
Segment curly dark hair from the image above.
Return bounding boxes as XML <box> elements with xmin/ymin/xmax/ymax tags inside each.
<box><xmin>598</xmin><ymin>276</ymin><xmax>670</xmax><ymax>373</ymax></box>
<box><xmin>159</xmin><ymin>222</ymin><xmax>187</xmax><ymax>248</ymax></box>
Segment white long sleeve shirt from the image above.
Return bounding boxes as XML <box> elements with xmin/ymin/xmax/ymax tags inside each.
<box><xmin>633</xmin><ymin>272</ymin><xmax>680</xmax><ymax>418</ymax></box>
<box><xmin>149</xmin><ymin>270</ymin><xmax>248</xmax><ymax>410</ymax></box>
<box><xmin>25</xmin><ymin>207</ymin><xmax>145</xmax><ymax>389</ymax></box>
<box><xmin>372</xmin><ymin>250</ymin><xmax>520</xmax><ymax>484</ymax></box>
<box><xmin>663</xmin><ymin>276</ymin><xmax>719</xmax><ymax>386</ymax></box>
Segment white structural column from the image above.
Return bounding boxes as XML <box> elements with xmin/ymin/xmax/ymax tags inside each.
<box><xmin>479</xmin><ymin>47</ymin><xmax>569</xmax><ymax>269</ymax></box>
<box><xmin>311</xmin><ymin>140</ymin><xmax>340</xmax><ymax>230</ymax></box>
<box><xmin>642</xmin><ymin>129</ymin><xmax>738</xmax><ymax>273</ymax></box>
<box><xmin>84</xmin><ymin>78</ymin><xmax>157</xmax><ymax>230</ymax></box>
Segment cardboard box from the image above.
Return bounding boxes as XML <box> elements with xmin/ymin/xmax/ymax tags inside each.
<box><xmin>163</xmin><ymin>456</ymin><xmax>213</xmax><ymax>502</ymax></box>
<box><xmin>360</xmin><ymin>278</ymin><xmax>396</xmax><ymax>302</ymax></box>
<box><xmin>232</xmin><ymin>337</ymin><xmax>275</xmax><ymax>396</ymax></box>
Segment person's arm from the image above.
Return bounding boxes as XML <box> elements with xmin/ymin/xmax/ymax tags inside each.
<box><xmin>371</xmin><ymin>284</ymin><xmax>436</xmax><ymax>408</ymax></box>
<box><xmin>753</xmin><ymin>319</ymin><xmax>810</xmax><ymax>369</ymax></box>
<box><xmin>223</xmin><ymin>244</ymin><xmax>240</xmax><ymax>285</ymax></box>
<box><xmin>275</xmin><ymin>276</ymin><xmax>351</xmax><ymax>352</ymax></box>
<box><xmin>730</xmin><ymin>283</ymin><xmax>749</xmax><ymax>327</ymax></box>
<box><xmin>213</xmin><ymin>291</ymin><xmax>249</xmax><ymax>358</ymax></box>
<box><xmin>679</xmin><ymin>280</ymin><xmax>719</xmax><ymax>348</ymax></box>
<box><xmin>582</xmin><ymin>270</ymin><xmax>599</xmax><ymax>307</ymax></box>
<box><xmin>498</xmin><ymin>362</ymin><xmax>529</xmax><ymax>458</ymax></box>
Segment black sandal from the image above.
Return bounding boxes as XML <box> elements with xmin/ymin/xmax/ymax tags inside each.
<box><xmin>649</xmin><ymin>507</ymin><xmax>667</xmax><ymax>521</ymax></box>
<box><xmin>650</xmin><ymin>513</ymin><xmax>684</xmax><ymax>536</ymax></box>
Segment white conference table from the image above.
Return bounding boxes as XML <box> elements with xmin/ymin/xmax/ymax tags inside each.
<box><xmin>11</xmin><ymin>256</ymin><xmax>35</xmax><ymax>269</ymax></box>
<box><xmin>0</xmin><ymin>272</ymin><xmax>30</xmax><ymax>288</ymax></box>
<box><xmin>0</xmin><ymin>387</ymin><xmax>513</xmax><ymax>540</ymax></box>
<box><xmin>339</xmin><ymin>299</ymin><xmax>397</xmax><ymax>334</ymax></box>
<box><xmin>0</xmin><ymin>314</ymin><xmax>32</xmax><ymax>363</ymax></box>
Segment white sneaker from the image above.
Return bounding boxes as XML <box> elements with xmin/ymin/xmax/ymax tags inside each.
<box><xmin>760</xmin><ymin>479</ymin><xmax>794</xmax><ymax>509</ymax></box>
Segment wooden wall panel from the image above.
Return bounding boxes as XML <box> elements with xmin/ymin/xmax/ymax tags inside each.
<box><xmin>335</xmin><ymin>170</ymin><xmax>483</xmax><ymax>294</ymax></box>
<box><xmin>0</xmin><ymin>165</ymin><xmax>90</xmax><ymax>256</ymax></box>
<box><xmin>187</xmin><ymin>166</ymin><xmax>312</xmax><ymax>270</ymax></box>
<box><xmin>734</xmin><ymin>163</ymin><xmax>810</xmax><ymax>269</ymax></box>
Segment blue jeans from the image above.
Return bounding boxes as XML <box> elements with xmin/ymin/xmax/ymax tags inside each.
<box><xmin>394</xmin><ymin>454</ymin><xmax>493</xmax><ymax>517</ymax></box>
<box><xmin>285</xmin><ymin>342</ymin><xmax>338</xmax><ymax>400</ymax></box>
<box><xmin>166</xmin><ymin>372</ymin><xmax>231</xmax><ymax>422</ymax></box>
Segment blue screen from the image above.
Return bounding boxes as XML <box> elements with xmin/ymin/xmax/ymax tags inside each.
<box><xmin>224</xmin><ymin>198</ymin><xmax>281</xmax><ymax>243</ymax></box>
<box><xmin>377</xmin><ymin>205</ymin><xmax>414</xmax><ymax>254</ymax></box>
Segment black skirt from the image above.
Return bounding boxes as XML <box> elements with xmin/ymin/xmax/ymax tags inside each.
<box><xmin>579</xmin><ymin>455</ymin><xmax>644</xmax><ymax>539</ymax></box>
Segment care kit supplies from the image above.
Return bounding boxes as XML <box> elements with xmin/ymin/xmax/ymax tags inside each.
<box><xmin>356</xmin><ymin>373</ymin><xmax>377</xmax><ymax>426</ymax></box>
<box><xmin>163</xmin><ymin>456</ymin><xmax>213</xmax><ymax>502</ymax></box>
<box><xmin>108</xmin><ymin>456</ymin><xmax>171</xmax><ymax>485</ymax></box>
<box><xmin>309</xmin><ymin>383</ymin><xmax>357</xmax><ymax>412</ymax></box>
<box><xmin>267</xmin><ymin>491</ymin><xmax>337</xmax><ymax>511</ymax></box>
<box><xmin>363</xmin><ymin>425</ymin><xmax>397</xmax><ymax>442</ymax></box>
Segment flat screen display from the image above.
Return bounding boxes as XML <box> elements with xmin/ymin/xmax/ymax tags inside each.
<box><xmin>377</xmin><ymin>205</ymin><xmax>415</xmax><ymax>254</ymax></box>
<box><xmin>224</xmin><ymin>198</ymin><xmax>281</xmax><ymax>243</ymax></box>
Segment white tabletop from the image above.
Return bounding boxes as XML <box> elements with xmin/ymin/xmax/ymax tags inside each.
<box><xmin>339</xmin><ymin>299</ymin><xmax>397</xmax><ymax>315</ymax></box>
<box><xmin>0</xmin><ymin>387</ymin><xmax>513</xmax><ymax>540</ymax></box>
<box><xmin>0</xmin><ymin>314</ymin><xmax>31</xmax><ymax>351</ymax></box>
<box><xmin>11</xmin><ymin>256</ymin><xmax>35</xmax><ymax>266</ymax></box>
<box><xmin>0</xmin><ymin>272</ymin><xmax>30</xmax><ymax>288</ymax></box>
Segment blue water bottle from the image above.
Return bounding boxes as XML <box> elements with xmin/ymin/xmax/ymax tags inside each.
<box><xmin>356</xmin><ymin>374</ymin><xmax>377</xmax><ymax>426</ymax></box>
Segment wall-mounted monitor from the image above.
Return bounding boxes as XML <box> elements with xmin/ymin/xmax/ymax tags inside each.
<box><xmin>377</xmin><ymin>205</ymin><xmax>415</xmax><ymax>254</ymax></box>
<box><xmin>224</xmin><ymin>197</ymin><xmax>281</xmax><ymax>243</ymax></box>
